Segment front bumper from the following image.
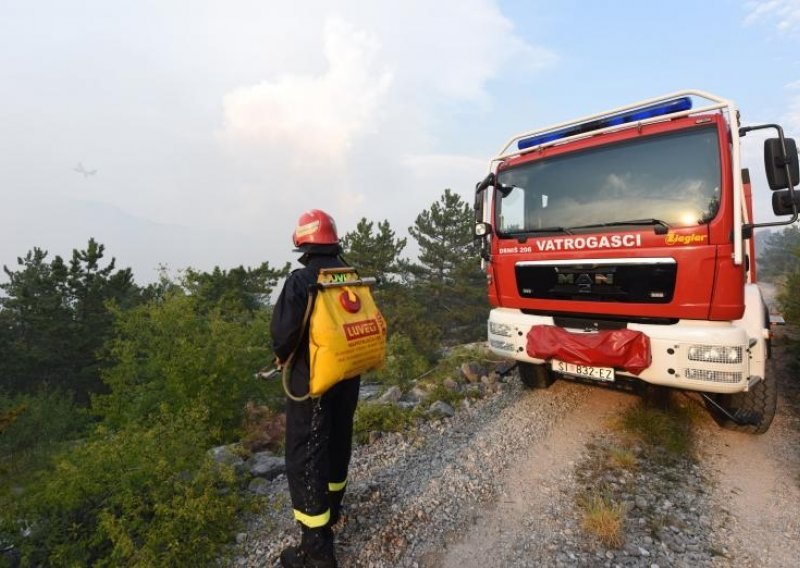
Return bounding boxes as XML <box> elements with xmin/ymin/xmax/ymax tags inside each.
<box><xmin>488</xmin><ymin>308</ymin><xmax>759</xmax><ymax>394</ymax></box>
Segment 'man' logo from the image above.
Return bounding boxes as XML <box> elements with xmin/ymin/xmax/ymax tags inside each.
<box><xmin>557</xmin><ymin>273</ymin><xmax>573</xmax><ymax>285</ymax></box>
<box><xmin>557</xmin><ymin>273</ymin><xmax>614</xmax><ymax>285</ymax></box>
<box><xmin>343</xmin><ymin>319</ymin><xmax>380</xmax><ymax>341</ymax></box>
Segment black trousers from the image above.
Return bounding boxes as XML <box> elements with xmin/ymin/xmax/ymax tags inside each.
<box><xmin>284</xmin><ymin>376</ymin><xmax>361</xmax><ymax>528</ymax></box>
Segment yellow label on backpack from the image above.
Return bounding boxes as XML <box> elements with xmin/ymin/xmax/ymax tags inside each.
<box><xmin>307</xmin><ymin>268</ymin><xmax>387</xmax><ymax>397</ymax></box>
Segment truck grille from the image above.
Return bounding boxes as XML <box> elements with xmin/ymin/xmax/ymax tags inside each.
<box><xmin>515</xmin><ymin>259</ymin><xmax>677</xmax><ymax>304</ymax></box>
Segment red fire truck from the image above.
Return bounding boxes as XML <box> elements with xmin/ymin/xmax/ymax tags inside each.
<box><xmin>474</xmin><ymin>90</ymin><xmax>799</xmax><ymax>433</ymax></box>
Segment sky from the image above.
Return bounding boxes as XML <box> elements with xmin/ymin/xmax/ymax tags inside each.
<box><xmin>2</xmin><ymin>0</ymin><xmax>800</xmax><ymax>282</ymax></box>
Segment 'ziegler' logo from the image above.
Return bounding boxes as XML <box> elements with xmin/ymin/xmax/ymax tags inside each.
<box><xmin>665</xmin><ymin>233</ymin><xmax>707</xmax><ymax>246</ymax></box>
<box><xmin>343</xmin><ymin>319</ymin><xmax>380</xmax><ymax>341</ymax></box>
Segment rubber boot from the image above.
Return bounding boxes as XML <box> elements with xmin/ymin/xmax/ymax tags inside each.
<box><xmin>279</xmin><ymin>526</ymin><xmax>337</xmax><ymax>568</ymax></box>
<box><xmin>328</xmin><ymin>489</ymin><xmax>345</xmax><ymax>528</ymax></box>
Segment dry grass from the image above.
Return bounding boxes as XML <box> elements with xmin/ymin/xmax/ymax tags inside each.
<box><xmin>607</xmin><ymin>445</ymin><xmax>638</xmax><ymax>470</ymax></box>
<box><xmin>578</xmin><ymin>491</ymin><xmax>627</xmax><ymax>548</ymax></box>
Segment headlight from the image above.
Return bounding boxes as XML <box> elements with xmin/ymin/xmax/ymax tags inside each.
<box><xmin>489</xmin><ymin>339</ymin><xmax>515</xmax><ymax>351</ymax></box>
<box><xmin>686</xmin><ymin>345</ymin><xmax>743</xmax><ymax>364</ymax></box>
<box><xmin>489</xmin><ymin>322</ymin><xmax>513</xmax><ymax>337</ymax></box>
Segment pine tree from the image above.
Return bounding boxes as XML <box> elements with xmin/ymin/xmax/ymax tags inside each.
<box><xmin>341</xmin><ymin>217</ymin><xmax>447</xmax><ymax>359</ymax></box>
<box><xmin>757</xmin><ymin>225</ymin><xmax>800</xmax><ymax>280</ymax></box>
<box><xmin>66</xmin><ymin>239</ymin><xmax>140</xmax><ymax>400</ymax></box>
<box><xmin>0</xmin><ymin>240</ymin><xmax>141</xmax><ymax>402</ymax></box>
<box><xmin>407</xmin><ymin>189</ymin><xmax>487</xmax><ymax>344</ymax></box>
<box><xmin>341</xmin><ymin>218</ymin><xmax>407</xmax><ymax>282</ymax></box>
<box><xmin>0</xmin><ymin>248</ymin><xmax>73</xmax><ymax>393</ymax></box>
<box><xmin>181</xmin><ymin>262</ymin><xmax>290</xmax><ymax>314</ymax></box>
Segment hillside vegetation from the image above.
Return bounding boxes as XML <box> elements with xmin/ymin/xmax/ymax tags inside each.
<box><xmin>2</xmin><ymin>202</ymin><xmax>798</xmax><ymax>565</ymax></box>
<box><xmin>0</xmin><ymin>190</ymin><xmax>486</xmax><ymax>566</ymax></box>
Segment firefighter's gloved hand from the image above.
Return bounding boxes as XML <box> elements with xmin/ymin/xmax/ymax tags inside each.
<box><xmin>256</xmin><ymin>367</ymin><xmax>280</xmax><ymax>380</ymax></box>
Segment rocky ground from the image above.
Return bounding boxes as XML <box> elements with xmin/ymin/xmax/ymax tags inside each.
<box><xmin>231</xmin><ymin>330</ymin><xmax>800</xmax><ymax>568</ymax></box>
<box><xmin>696</xmin><ymin>330</ymin><xmax>800</xmax><ymax>567</ymax></box>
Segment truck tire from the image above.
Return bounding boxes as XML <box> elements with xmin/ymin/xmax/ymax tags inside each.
<box><xmin>707</xmin><ymin>374</ymin><xmax>777</xmax><ymax>434</ymax></box>
<box><xmin>519</xmin><ymin>362</ymin><xmax>556</xmax><ymax>389</ymax></box>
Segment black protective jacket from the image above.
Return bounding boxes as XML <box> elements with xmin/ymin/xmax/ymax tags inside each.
<box><xmin>271</xmin><ymin>253</ymin><xmax>347</xmax><ymax>396</ymax></box>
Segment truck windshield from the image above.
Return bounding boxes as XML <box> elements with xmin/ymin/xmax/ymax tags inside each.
<box><xmin>495</xmin><ymin>126</ymin><xmax>721</xmax><ymax>235</ymax></box>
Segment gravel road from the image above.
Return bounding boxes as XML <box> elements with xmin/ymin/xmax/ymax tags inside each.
<box><xmin>233</xmin><ymin>330</ymin><xmax>800</xmax><ymax>567</ymax></box>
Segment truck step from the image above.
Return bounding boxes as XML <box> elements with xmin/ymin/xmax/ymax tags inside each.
<box><xmin>698</xmin><ymin>393</ymin><xmax>762</xmax><ymax>426</ymax></box>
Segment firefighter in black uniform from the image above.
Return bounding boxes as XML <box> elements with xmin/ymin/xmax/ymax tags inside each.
<box><xmin>271</xmin><ymin>209</ymin><xmax>360</xmax><ymax>568</ymax></box>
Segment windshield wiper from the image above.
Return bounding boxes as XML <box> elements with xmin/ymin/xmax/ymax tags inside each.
<box><xmin>502</xmin><ymin>227</ymin><xmax>574</xmax><ymax>238</ymax></box>
<box><xmin>568</xmin><ymin>218</ymin><xmax>670</xmax><ymax>235</ymax></box>
<box><xmin>529</xmin><ymin>226</ymin><xmax>574</xmax><ymax>234</ymax></box>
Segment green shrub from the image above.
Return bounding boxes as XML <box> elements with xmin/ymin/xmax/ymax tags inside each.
<box><xmin>0</xmin><ymin>406</ymin><xmax>240</xmax><ymax>567</ymax></box>
<box><xmin>375</xmin><ymin>332</ymin><xmax>429</xmax><ymax>390</ymax></box>
<box><xmin>780</xmin><ymin>267</ymin><xmax>800</xmax><ymax>324</ymax></box>
<box><xmin>93</xmin><ymin>292</ymin><xmax>276</xmax><ymax>441</ymax></box>
<box><xmin>427</xmin><ymin>381</ymin><xmax>466</xmax><ymax>407</ymax></box>
<box><xmin>0</xmin><ymin>388</ymin><xmax>91</xmax><ymax>481</ymax></box>
<box><xmin>353</xmin><ymin>403</ymin><xmax>417</xmax><ymax>443</ymax></box>
<box><xmin>416</xmin><ymin>344</ymin><xmax>500</xmax><ymax>405</ymax></box>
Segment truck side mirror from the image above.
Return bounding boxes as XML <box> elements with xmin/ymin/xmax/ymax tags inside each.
<box><xmin>771</xmin><ymin>189</ymin><xmax>800</xmax><ymax>216</ymax></box>
<box><xmin>474</xmin><ymin>172</ymin><xmax>494</xmax><ymax>224</ymax></box>
<box><xmin>764</xmin><ymin>137</ymin><xmax>799</xmax><ymax>190</ymax></box>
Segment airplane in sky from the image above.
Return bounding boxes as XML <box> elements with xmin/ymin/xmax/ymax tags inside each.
<box><xmin>73</xmin><ymin>162</ymin><xmax>97</xmax><ymax>178</ymax></box>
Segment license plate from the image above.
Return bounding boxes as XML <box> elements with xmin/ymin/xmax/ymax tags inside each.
<box><xmin>551</xmin><ymin>359</ymin><xmax>615</xmax><ymax>381</ymax></box>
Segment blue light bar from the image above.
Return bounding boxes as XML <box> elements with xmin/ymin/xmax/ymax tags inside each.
<box><xmin>517</xmin><ymin>97</ymin><xmax>693</xmax><ymax>151</ymax></box>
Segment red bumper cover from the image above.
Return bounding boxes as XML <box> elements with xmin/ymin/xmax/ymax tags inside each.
<box><xmin>526</xmin><ymin>325</ymin><xmax>652</xmax><ymax>375</ymax></box>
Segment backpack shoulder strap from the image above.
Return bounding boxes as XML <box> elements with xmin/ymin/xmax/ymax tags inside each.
<box><xmin>281</xmin><ymin>283</ymin><xmax>317</xmax><ymax>402</ymax></box>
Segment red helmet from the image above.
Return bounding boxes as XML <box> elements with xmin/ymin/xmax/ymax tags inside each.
<box><xmin>293</xmin><ymin>209</ymin><xmax>339</xmax><ymax>248</ymax></box>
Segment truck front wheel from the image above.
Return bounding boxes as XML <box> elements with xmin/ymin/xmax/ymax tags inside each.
<box><xmin>706</xmin><ymin>374</ymin><xmax>778</xmax><ymax>434</ymax></box>
<box><xmin>519</xmin><ymin>362</ymin><xmax>556</xmax><ymax>389</ymax></box>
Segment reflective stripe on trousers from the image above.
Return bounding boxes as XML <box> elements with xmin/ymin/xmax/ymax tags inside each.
<box><xmin>292</xmin><ymin>479</ymin><xmax>347</xmax><ymax>526</ymax></box>
<box><xmin>293</xmin><ymin>508</ymin><xmax>331</xmax><ymax>528</ymax></box>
